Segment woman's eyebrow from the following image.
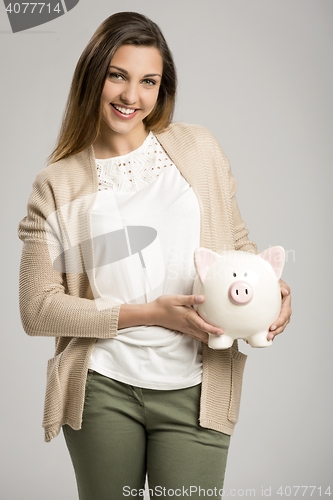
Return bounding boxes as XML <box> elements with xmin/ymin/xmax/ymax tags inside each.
<box><xmin>109</xmin><ymin>65</ymin><xmax>161</xmax><ymax>78</ymax></box>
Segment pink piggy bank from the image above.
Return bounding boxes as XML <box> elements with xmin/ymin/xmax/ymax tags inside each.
<box><xmin>192</xmin><ymin>246</ymin><xmax>285</xmax><ymax>349</ymax></box>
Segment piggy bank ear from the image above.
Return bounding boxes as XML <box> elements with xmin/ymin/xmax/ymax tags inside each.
<box><xmin>259</xmin><ymin>246</ymin><xmax>285</xmax><ymax>279</ymax></box>
<box><xmin>194</xmin><ymin>247</ymin><xmax>220</xmax><ymax>283</ymax></box>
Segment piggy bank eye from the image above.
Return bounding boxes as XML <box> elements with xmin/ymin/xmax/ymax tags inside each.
<box><xmin>244</xmin><ymin>272</ymin><xmax>248</xmax><ymax>277</ymax></box>
<box><xmin>233</xmin><ymin>272</ymin><xmax>237</xmax><ymax>277</ymax></box>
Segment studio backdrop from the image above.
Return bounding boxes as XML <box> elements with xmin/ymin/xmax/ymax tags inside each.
<box><xmin>1</xmin><ymin>1</ymin><xmax>332</xmax><ymax>499</ymax></box>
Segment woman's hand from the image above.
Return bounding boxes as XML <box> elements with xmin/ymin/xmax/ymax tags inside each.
<box><xmin>268</xmin><ymin>279</ymin><xmax>292</xmax><ymax>341</ymax></box>
<box><xmin>148</xmin><ymin>294</ymin><xmax>224</xmax><ymax>344</ymax></box>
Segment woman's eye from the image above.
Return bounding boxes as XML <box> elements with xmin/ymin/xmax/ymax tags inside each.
<box><xmin>109</xmin><ymin>73</ymin><xmax>124</xmax><ymax>80</ymax></box>
<box><xmin>142</xmin><ymin>79</ymin><xmax>156</xmax><ymax>86</ymax></box>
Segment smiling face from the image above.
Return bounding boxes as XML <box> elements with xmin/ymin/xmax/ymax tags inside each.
<box><xmin>99</xmin><ymin>44</ymin><xmax>163</xmax><ymax>140</ymax></box>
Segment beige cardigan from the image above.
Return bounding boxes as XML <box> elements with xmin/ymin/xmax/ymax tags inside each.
<box><xmin>17</xmin><ymin>122</ymin><xmax>258</xmax><ymax>442</ymax></box>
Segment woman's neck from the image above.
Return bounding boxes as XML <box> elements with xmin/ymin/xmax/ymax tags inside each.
<box><xmin>93</xmin><ymin>124</ymin><xmax>149</xmax><ymax>159</ymax></box>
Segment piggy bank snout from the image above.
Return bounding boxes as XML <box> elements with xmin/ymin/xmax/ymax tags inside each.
<box><xmin>228</xmin><ymin>281</ymin><xmax>253</xmax><ymax>305</ymax></box>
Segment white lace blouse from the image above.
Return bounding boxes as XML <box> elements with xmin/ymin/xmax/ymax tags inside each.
<box><xmin>88</xmin><ymin>131</ymin><xmax>203</xmax><ymax>390</ymax></box>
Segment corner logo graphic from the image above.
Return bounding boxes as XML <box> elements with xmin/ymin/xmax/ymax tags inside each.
<box><xmin>3</xmin><ymin>0</ymin><xmax>79</xmax><ymax>33</ymax></box>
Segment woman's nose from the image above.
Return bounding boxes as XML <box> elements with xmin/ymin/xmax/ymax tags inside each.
<box><xmin>120</xmin><ymin>82</ymin><xmax>139</xmax><ymax>105</ymax></box>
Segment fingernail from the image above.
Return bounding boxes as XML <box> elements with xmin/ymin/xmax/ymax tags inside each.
<box><xmin>217</xmin><ymin>330</ymin><xmax>224</xmax><ymax>335</ymax></box>
<box><xmin>268</xmin><ymin>333</ymin><xmax>274</xmax><ymax>341</ymax></box>
<box><xmin>283</xmin><ymin>289</ymin><xmax>289</xmax><ymax>295</ymax></box>
<box><xmin>270</xmin><ymin>325</ymin><xmax>277</xmax><ymax>331</ymax></box>
<box><xmin>196</xmin><ymin>295</ymin><xmax>204</xmax><ymax>303</ymax></box>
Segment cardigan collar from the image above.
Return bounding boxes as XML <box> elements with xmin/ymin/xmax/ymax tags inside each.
<box><xmin>85</xmin><ymin>124</ymin><xmax>195</xmax><ymax>196</ymax></box>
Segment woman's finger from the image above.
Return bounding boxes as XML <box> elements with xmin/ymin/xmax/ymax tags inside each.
<box><xmin>189</xmin><ymin>310</ymin><xmax>224</xmax><ymax>337</ymax></box>
<box><xmin>269</xmin><ymin>290</ymin><xmax>292</xmax><ymax>331</ymax></box>
<box><xmin>268</xmin><ymin>316</ymin><xmax>291</xmax><ymax>340</ymax></box>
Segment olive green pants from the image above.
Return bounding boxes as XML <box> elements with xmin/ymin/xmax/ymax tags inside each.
<box><xmin>62</xmin><ymin>370</ymin><xmax>230</xmax><ymax>499</ymax></box>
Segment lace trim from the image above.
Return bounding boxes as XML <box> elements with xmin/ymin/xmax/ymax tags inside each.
<box><xmin>96</xmin><ymin>132</ymin><xmax>174</xmax><ymax>192</ymax></box>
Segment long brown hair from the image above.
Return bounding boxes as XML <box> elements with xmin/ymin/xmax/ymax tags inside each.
<box><xmin>46</xmin><ymin>12</ymin><xmax>177</xmax><ymax>165</ymax></box>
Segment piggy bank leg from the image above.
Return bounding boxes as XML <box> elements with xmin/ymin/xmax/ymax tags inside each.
<box><xmin>247</xmin><ymin>332</ymin><xmax>273</xmax><ymax>348</ymax></box>
<box><xmin>208</xmin><ymin>333</ymin><xmax>234</xmax><ymax>349</ymax></box>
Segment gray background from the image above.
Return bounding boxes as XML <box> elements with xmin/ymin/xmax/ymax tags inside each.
<box><xmin>1</xmin><ymin>0</ymin><xmax>332</xmax><ymax>498</ymax></box>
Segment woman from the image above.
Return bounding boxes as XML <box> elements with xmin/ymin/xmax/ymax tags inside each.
<box><xmin>17</xmin><ymin>11</ymin><xmax>291</xmax><ymax>500</ymax></box>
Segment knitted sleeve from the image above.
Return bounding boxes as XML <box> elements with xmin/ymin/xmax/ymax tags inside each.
<box><xmin>210</xmin><ymin>132</ymin><xmax>258</xmax><ymax>254</ymax></box>
<box><xmin>228</xmin><ymin>171</ymin><xmax>258</xmax><ymax>254</ymax></box>
<box><xmin>17</xmin><ymin>170</ymin><xmax>121</xmax><ymax>338</ymax></box>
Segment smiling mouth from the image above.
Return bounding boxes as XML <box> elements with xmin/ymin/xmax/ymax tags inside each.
<box><xmin>111</xmin><ymin>103</ymin><xmax>138</xmax><ymax>115</ymax></box>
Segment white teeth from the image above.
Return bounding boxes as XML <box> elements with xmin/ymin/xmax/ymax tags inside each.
<box><xmin>113</xmin><ymin>104</ymin><xmax>136</xmax><ymax>115</ymax></box>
